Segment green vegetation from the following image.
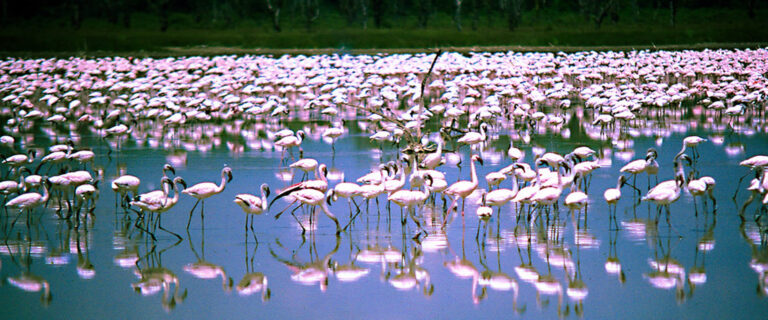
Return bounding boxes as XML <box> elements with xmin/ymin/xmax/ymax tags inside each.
<box><xmin>2</xmin><ymin>8</ymin><xmax>767</xmax><ymax>57</ymax></box>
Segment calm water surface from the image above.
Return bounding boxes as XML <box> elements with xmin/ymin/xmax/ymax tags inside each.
<box><xmin>1</xmin><ymin>118</ymin><xmax>767</xmax><ymax>320</ymax></box>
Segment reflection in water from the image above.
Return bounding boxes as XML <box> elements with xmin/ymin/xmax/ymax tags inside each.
<box><xmin>4</xmin><ymin>229</ymin><xmax>52</xmax><ymax>306</ymax></box>
<box><xmin>236</xmin><ymin>241</ymin><xmax>270</xmax><ymax>302</ymax></box>
<box><xmin>645</xmin><ymin>230</ymin><xmax>687</xmax><ymax>304</ymax></box>
<box><xmin>183</xmin><ymin>229</ymin><xmax>233</xmax><ymax>293</ymax></box>
<box><xmin>132</xmin><ymin>241</ymin><xmax>187</xmax><ymax>312</ymax></box>
<box><xmin>270</xmin><ymin>233</ymin><xmax>340</xmax><ymax>292</ymax></box>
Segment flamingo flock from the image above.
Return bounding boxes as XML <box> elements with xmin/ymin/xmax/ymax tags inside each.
<box><xmin>1</xmin><ymin>48</ymin><xmax>768</xmax><ymax>313</ymax></box>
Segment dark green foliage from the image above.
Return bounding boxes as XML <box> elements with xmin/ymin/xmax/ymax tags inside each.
<box><xmin>0</xmin><ymin>2</ymin><xmax>766</xmax><ymax>54</ymax></box>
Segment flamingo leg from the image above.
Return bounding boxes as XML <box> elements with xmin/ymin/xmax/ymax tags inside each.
<box><xmin>187</xmin><ymin>199</ymin><xmax>201</xmax><ymax>229</ymax></box>
<box><xmin>158</xmin><ymin>215</ymin><xmax>182</xmax><ymax>241</ymax></box>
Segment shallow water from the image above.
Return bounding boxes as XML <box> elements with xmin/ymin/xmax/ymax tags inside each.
<box><xmin>1</xmin><ymin>118</ymin><xmax>767</xmax><ymax>320</ymax></box>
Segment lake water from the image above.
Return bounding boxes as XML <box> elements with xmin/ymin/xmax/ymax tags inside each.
<box><xmin>1</xmin><ymin>51</ymin><xmax>768</xmax><ymax>319</ymax></box>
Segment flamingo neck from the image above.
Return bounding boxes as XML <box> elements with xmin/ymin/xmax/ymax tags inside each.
<box><xmin>41</xmin><ymin>182</ymin><xmax>50</xmax><ymax>202</ymax></box>
<box><xmin>675</xmin><ymin>144</ymin><xmax>686</xmax><ymax>160</ymax></box>
<box><xmin>510</xmin><ymin>174</ymin><xmax>519</xmax><ymax>194</ymax></box>
<box><xmin>470</xmin><ymin>157</ymin><xmax>479</xmax><ymax>186</ymax></box>
<box><xmin>422</xmin><ymin>180</ymin><xmax>431</xmax><ymax>199</ymax></box>
<box><xmin>220</xmin><ymin>271</ymin><xmax>231</xmax><ymax>291</ymax></box>
<box><xmin>217</xmin><ymin>171</ymin><xmax>228</xmax><ymax>192</ymax></box>
<box><xmin>170</xmin><ymin>183</ymin><xmax>181</xmax><ymax>203</ymax></box>
<box><xmin>321</xmin><ymin>200</ymin><xmax>340</xmax><ymax>231</ymax></box>
<box><xmin>260</xmin><ymin>188</ymin><xmax>269</xmax><ymax>211</ymax></box>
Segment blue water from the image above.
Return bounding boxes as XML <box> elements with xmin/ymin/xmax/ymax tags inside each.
<box><xmin>1</xmin><ymin>116</ymin><xmax>767</xmax><ymax>319</ymax></box>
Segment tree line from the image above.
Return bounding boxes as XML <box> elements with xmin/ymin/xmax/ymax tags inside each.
<box><xmin>0</xmin><ymin>0</ymin><xmax>762</xmax><ymax>32</ymax></box>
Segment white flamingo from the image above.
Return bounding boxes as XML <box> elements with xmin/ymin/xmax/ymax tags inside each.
<box><xmin>675</xmin><ymin>135</ymin><xmax>706</xmax><ymax>160</ymax></box>
<box><xmin>6</xmin><ymin>178</ymin><xmax>51</xmax><ymax>227</ymax></box>
<box><xmin>445</xmin><ymin>154</ymin><xmax>484</xmax><ymax>214</ymax></box>
<box><xmin>112</xmin><ymin>174</ymin><xmax>141</xmax><ymax>207</ymax></box>
<box><xmin>275</xmin><ymin>130</ymin><xmax>305</xmax><ymax>160</ymax></box>
<box><xmin>604</xmin><ymin>175</ymin><xmax>627</xmax><ymax>225</ymax></box>
<box><xmin>642</xmin><ymin>174</ymin><xmax>685</xmax><ymax>225</ymax></box>
<box><xmin>289</xmin><ymin>158</ymin><xmax>318</xmax><ymax>181</ymax></box>
<box><xmin>234</xmin><ymin>183</ymin><xmax>271</xmax><ymax>241</ymax></box>
<box><xmin>182</xmin><ymin>166</ymin><xmax>233</xmax><ymax>228</ymax></box>
<box><xmin>421</xmin><ymin>139</ymin><xmax>445</xmax><ymax>170</ymax></box>
<box><xmin>457</xmin><ymin>123</ymin><xmax>489</xmax><ymax>150</ymax></box>
<box><xmin>289</xmin><ymin>189</ymin><xmax>341</xmax><ymax>234</ymax></box>
<box><xmin>270</xmin><ymin>163</ymin><xmax>329</xmax><ymax>208</ymax></box>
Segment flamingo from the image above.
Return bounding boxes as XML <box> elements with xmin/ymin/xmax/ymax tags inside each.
<box><xmin>275</xmin><ymin>130</ymin><xmax>305</xmax><ymax>160</ymax></box>
<box><xmin>507</xmin><ymin>140</ymin><xmax>524</xmax><ymax>161</ymax></box>
<box><xmin>130</xmin><ymin>176</ymin><xmax>186</xmax><ymax>240</ymax></box>
<box><xmin>620</xmin><ymin>156</ymin><xmax>648</xmax><ymax>195</ymax></box>
<box><xmin>322</xmin><ymin>124</ymin><xmax>344</xmax><ymax>152</ymax></box>
<box><xmin>35</xmin><ymin>150</ymin><xmax>68</xmax><ymax>174</ymax></box>
<box><xmin>645</xmin><ymin>148</ymin><xmax>660</xmax><ymax>187</ymax></box>
<box><xmin>289</xmin><ymin>158</ymin><xmax>318</xmax><ymax>181</ymax></box>
<box><xmin>182</xmin><ymin>166</ymin><xmax>233</xmax><ymax>229</ymax></box>
<box><xmin>236</xmin><ymin>273</ymin><xmax>270</xmax><ymax>301</ymax></box>
<box><xmin>564</xmin><ymin>173</ymin><xmax>589</xmax><ymax>217</ymax></box>
<box><xmin>234</xmin><ymin>183</ymin><xmax>271</xmax><ymax>242</ymax></box>
<box><xmin>289</xmin><ymin>189</ymin><xmax>341</xmax><ymax>234</ymax></box>
<box><xmin>421</xmin><ymin>139</ymin><xmax>445</xmax><ymax>170</ymax></box>
<box><xmin>485</xmin><ymin>170</ymin><xmax>507</xmax><ymax>191</ymax></box>
<box><xmin>112</xmin><ymin>174</ymin><xmax>141</xmax><ymax>207</ymax></box>
<box><xmin>270</xmin><ymin>163</ymin><xmax>329</xmax><ymax>208</ymax></box>
<box><xmin>570</xmin><ymin>146</ymin><xmax>596</xmax><ymax>162</ymax></box>
<box><xmin>332</xmin><ymin>173</ymin><xmax>363</xmax><ymax>214</ymax></box>
<box><xmin>687</xmin><ymin>173</ymin><xmax>716</xmax><ymax>214</ymax></box>
<box><xmin>2</xmin><ymin>149</ymin><xmax>35</xmax><ymax>177</ymax></box>
<box><xmin>642</xmin><ymin>174</ymin><xmax>685</xmax><ymax>225</ymax></box>
<box><xmin>6</xmin><ymin>178</ymin><xmax>51</xmax><ymax>227</ymax></box>
<box><xmin>66</xmin><ymin>141</ymin><xmax>96</xmax><ymax>170</ymax></box>
<box><xmin>445</xmin><ymin>154</ymin><xmax>483</xmax><ymax>214</ymax></box>
<box><xmin>675</xmin><ymin>136</ymin><xmax>706</xmax><ymax>160</ymax></box>
<box><xmin>388</xmin><ymin>175</ymin><xmax>432</xmax><ymax>209</ymax></box>
<box><xmin>604</xmin><ymin>175</ymin><xmax>627</xmax><ymax>228</ymax></box>
<box><xmin>483</xmin><ymin>173</ymin><xmax>519</xmax><ymax>216</ymax></box>
<box><xmin>457</xmin><ymin>123</ymin><xmax>489</xmax><ymax>150</ymax></box>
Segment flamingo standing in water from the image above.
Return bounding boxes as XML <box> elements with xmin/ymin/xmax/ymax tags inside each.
<box><xmin>183</xmin><ymin>167</ymin><xmax>233</xmax><ymax>229</ymax></box>
<box><xmin>675</xmin><ymin>136</ymin><xmax>706</xmax><ymax>160</ymax></box>
<box><xmin>6</xmin><ymin>178</ymin><xmax>51</xmax><ymax>228</ymax></box>
<box><xmin>234</xmin><ymin>183</ymin><xmax>271</xmax><ymax>242</ymax></box>
<box><xmin>445</xmin><ymin>154</ymin><xmax>483</xmax><ymax>215</ymax></box>
<box><xmin>604</xmin><ymin>175</ymin><xmax>627</xmax><ymax>228</ymax></box>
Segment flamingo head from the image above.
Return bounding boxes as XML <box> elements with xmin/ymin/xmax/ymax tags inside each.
<box><xmin>174</xmin><ymin>177</ymin><xmax>187</xmax><ymax>190</ymax></box>
<box><xmin>646</xmin><ymin>148</ymin><xmax>658</xmax><ymax>159</ymax></box>
<box><xmin>163</xmin><ymin>164</ymin><xmax>176</xmax><ymax>176</ymax></box>
<box><xmin>472</xmin><ymin>154</ymin><xmax>484</xmax><ymax>166</ymax></box>
<box><xmin>261</xmin><ymin>183</ymin><xmax>271</xmax><ymax>198</ymax></box>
